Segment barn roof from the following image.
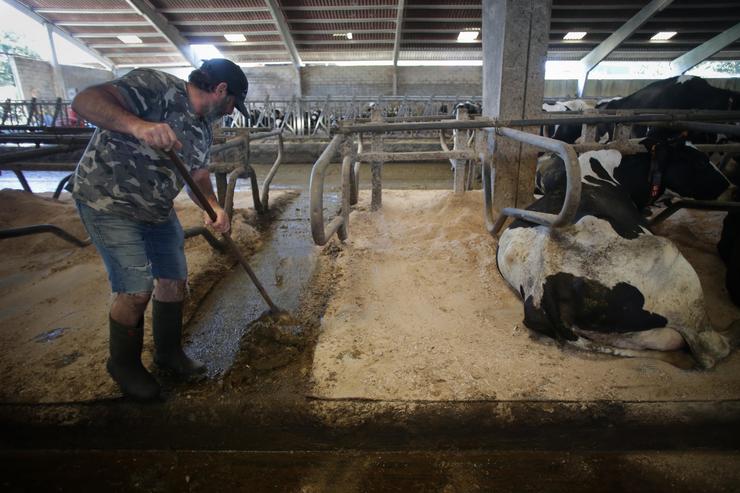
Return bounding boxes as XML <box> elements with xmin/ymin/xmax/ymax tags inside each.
<box><xmin>5</xmin><ymin>0</ymin><xmax>740</xmax><ymax>70</ymax></box>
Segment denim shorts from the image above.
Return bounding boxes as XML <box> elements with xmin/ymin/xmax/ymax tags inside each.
<box><xmin>76</xmin><ymin>201</ymin><xmax>187</xmax><ymax>293</ymax></box>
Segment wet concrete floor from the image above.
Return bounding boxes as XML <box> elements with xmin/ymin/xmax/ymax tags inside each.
<box><xmin>187</xmin><ymin>162</ymin><xmax>453</xmax><ymax>377</ymax></box>
<box><xmin>3</xmin><ymin>162</ymin><xmax>740</xmax><ymax>492</ymax></box>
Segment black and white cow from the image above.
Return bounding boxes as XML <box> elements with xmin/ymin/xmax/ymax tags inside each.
<box><xmin>498</xmin><ymin>139</ymin><xmax>739</xmax><ymax>369</ymax></box>
<box><xmin>541</xmin><ymin>99</ymin><xmax>594</xmax><ymax>144</ymax></box>
<box><xmin>599</xmin><ymin>75</ymin><xmax>740</xmax><ymax>143</ymax></box>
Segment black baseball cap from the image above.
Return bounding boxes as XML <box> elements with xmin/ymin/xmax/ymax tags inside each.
<box><xmin>200</xmin><ymin>58</ymin><xmax>248</xmax><ymax>117</ymax></box>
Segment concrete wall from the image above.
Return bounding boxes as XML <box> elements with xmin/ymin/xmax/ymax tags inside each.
<box><xmin>300</xmin><ymin>66</ymin><xmax>395</xmax><ymax>97</ymax></box>
<box><xmin>10</xmin><ymin>57</ymin><xmax>55</xmax><ymax>100</ymax></box>
<box><xmin>11</xmin><ymin>56</ymin><xmax>113</xmax><ymax>100</ymax></box>
<box><xmin>10</xmin><ymin>56</ymin><xmax>739</xmax><ymax>102</ymax></box>
<box><xmin>243</xmin><ymin>65</ymin><xmax>300</xmax><ymax>101</ymax></box>
<box><xmin>61</xmin><ymin>64</ymin><xmax>114</xmax><ymax>98</ymax></box>
<box><xmin>397</xmin><ymin>66</ymin><xmax>481</xmax><ymax>96</ymax></box>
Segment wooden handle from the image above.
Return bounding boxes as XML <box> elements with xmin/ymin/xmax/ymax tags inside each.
<box><xmin>165</xmin><ymin>149</ymin><xmax>217</xmax><ymax>223</ymax></box>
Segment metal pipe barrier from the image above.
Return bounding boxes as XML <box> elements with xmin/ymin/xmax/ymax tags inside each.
<box><xmin>648</xmin><ymin>199</ymin><xmax>740</xmax><ymax>227</ymax></box>
<box><xmin>485</xmin><ymin>128</ymin><xmax>581</xmax><ymax>236</ymax></box>
<box><xmin>309</xmin><ymin>135</ymin><xmax>350</xmax><ymax>246</ymax></box>
<box><xmin>312</xmin><ymin>107</ymin><xmax>740</xmax><ymax>245</ymax></box>
<box><xmin>183</xmin><ymin>227</ymin><xmax>228</xmax><ymax>252</ymax></box>
<box><xmin>0</xmin><ymin>224</ymin><xmax>91</xmax><ymax>247</ymax></box>
<box><xmin>336</xmin><ymin>110</ymin><xmax>740</xmax><ymax>135</ymax></box>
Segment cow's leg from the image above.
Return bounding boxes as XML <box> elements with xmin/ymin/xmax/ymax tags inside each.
<box><xmin>572</xmin><ymin>327</ymin><xmax>684</xmax><ymax>351</ymax></box>
<box><xmin>566</xmin><ymin>337</ymin><xmax>696</xmax><ymax>370</ymax></box>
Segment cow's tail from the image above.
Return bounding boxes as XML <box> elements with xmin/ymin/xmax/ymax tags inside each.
<box><xmin>566</xmin><ymin>337</ymin><xmax>696</xmax><ymax>370</ymax></box>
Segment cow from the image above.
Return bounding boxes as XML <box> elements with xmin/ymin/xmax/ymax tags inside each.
<box><xmin>541</xmin><ymin>99</ymin><xmax>595</xmax><ymax>143</ymax></box>
<box><xmin>497</xmin><ymin>138</ymin><xmax>739</xmax><ymax>369</ymax></box>
<box><xmin>454</xmin><ymin>100</ymin><xmax>481</xmax><ymax>116</ymax></box>
<box><xmin>598</xmin><ymin>75</ymin><xmax>740</xmax><ymax>143</ymax></box>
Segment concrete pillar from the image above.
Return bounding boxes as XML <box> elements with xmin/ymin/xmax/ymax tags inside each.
<box><xmin>482</xmin><ymin>0</ymin><xmax>551</xmax><ymax>209</ymax></box>
<box><xmin>45</xmin><ymin>23</ymin><xmax>67</xmax><ymax>99</ymax></box>
<box><xmin>295</xmin><ymin>65</ymin><xmax>303</xmax><ymax>98</ymax></box>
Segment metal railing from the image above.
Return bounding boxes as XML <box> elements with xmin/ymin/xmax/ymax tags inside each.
<box><xmin>0</xmin><ymin>128</ymin><xmax>287</xmax><ymax>250</ymax></box>
<box><xmin>310</xmin><ymin>108</ymin><xmax>740</xmax><ymax>246</ymax></box>
<box><xmin>1</xmin><ymin>98</ymin><xmax>91</xmax><ymax>128</ymax></box>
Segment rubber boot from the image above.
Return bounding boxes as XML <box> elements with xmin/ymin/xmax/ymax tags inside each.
<box><xmin>107</xmin><ymin>316</ymin><xmax>160</xmax><ymax>401</ymax></box>
<box><xmin>152</xmin><ymin>299</ymin><xmax>206</xmax><ymax>376</ymax></box>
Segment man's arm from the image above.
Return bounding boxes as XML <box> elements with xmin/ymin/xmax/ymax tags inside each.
<box><xmin>188</xmin><ymin>168</ymin><xmax>230</xmax><ymax>233</ymax></box>
<box><xmin>72</xmin><ymin>83</ymin><xmax>182</xmax><ymax>151</ymax></box>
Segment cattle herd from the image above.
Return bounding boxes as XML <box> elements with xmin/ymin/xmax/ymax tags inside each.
<box><xmin>498</xmin><ymin>75</ymin><xmax>740</xmax><ymax>369</ymax></box>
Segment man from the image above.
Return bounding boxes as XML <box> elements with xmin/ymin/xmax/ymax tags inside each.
<box><xmin>68</xmin><ymin>59</ymin><xmax>249</xmax><ymax>400</ymax></box>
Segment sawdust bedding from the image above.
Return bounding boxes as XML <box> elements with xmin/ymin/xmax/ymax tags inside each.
<box><xmin>0</xmin><ymin>188</ymin><xmax>292</xmax><ymax>403</ymax></box>
<box><xmin>310</xmin><ymin>190</ymin><xmax>740</xmax><ymax>402</ymax></box>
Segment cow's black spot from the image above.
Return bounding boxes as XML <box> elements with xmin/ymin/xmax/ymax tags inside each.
<box><xmin>523</xmin><ymin>272</ymin><xmax>668</xmax><ymax>340</ymax></box>
<box><xmin>588</xmin><ymin>157</ymin><xmax>615</xmax><ymax>183</ymax></box>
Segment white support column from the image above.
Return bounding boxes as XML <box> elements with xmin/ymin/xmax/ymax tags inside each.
<box><xmin>483</xmin><ymin>0</ymin><xmax>551</xmax><ymax>210</ymax></box>
<box><xmin>45</xmin><ymin>23</ymin><xmax>67</xmax><ymax>99</ymax></box>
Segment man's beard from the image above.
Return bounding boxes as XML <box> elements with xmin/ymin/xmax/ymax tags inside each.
<box><xmin>204</xmin><ymin>96</ymin><xmax>231</xmax><ymax>122</ymax></box>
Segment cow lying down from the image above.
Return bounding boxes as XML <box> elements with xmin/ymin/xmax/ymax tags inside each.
<box><xmin>497</xmin><ymin>139</ymin><xmax>740</xmax><ymax>369</ymax></box>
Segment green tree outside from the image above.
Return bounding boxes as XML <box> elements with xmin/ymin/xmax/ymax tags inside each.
<box><xmin>0</xmin><ymin>31</ymin><xmax>41</xmax><ymax>86</ymax></box>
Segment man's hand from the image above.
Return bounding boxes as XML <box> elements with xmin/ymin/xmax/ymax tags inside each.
<box><xmin>132</xmin><ymin>121</ymin><xmax>183</xmax><ymax>151</ymax></box>
<box><xmin>205</xmin><ymin>205</ymin><xmax>230</xmax><ymax>233</ymax></box>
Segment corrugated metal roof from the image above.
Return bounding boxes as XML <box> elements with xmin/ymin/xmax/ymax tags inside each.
<box><xmin>9</xmin><ymin>0</ymin><xmax>740</xmax><ymax>68</ymax></box>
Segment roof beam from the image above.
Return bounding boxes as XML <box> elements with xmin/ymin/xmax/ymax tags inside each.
<box><xmin>56</xmin><ymin>21</ymin><xmax>152</xmax><ymax>27</ymax></box>
<box><xmin>75</xmin><ymin>32</ymin><xmax>162</xmax><ymax>38</ymax></box>
<box><xmin>107</xmin><ymin>50</ymin><xmax>288</xmax><ymax>58</ymax></box>
<box><xmin>160</xmin><ymin>8</ymin><xmax>269</xmax><ymax>14</ymax></box>
<box><xmin>393</xmin><ymin>0</ymin><xmax>405</xmax><ymax>66</ymax></box>
<box><xmin>577</xmin><ymin>0</ymin><xmax>674</xmax><ymax>96</ymax></box>
<box><xmin>123</xmin><ymin>0</ymin><xmax>198</xmax><ymax>67</ymax></box>
<box><xmin>35</xmin><ymin>9</ymin><xmax>136</xmax><ymax>14</ymax></box>
<box><xmin>264</xmin><ymin>0</ymin><xmax>302</xmax><ymax>68</ymax></box>
<box><xmin>171</xmin><ymin>20</ymin><xmax>276</xmax><ymax>26</ymax></box>
<box><xmin>292</xmin><ymin>29</ymin><xmax>396</xmax><ymax>35</ymax></box>
<box><xmin>182</xmin><ymin>31</ymin><xmax>280</xmax><ymax>37</ymax></box>
<box><xmin>669</xmin><ymin>22</ymin><xmax>740</xmax><ymax>74</ymax></box>
<box><xmin>2</xmin><ymin>0</ymin><xmax>115</xmax><ymax>70</ymax></box>
<box><xmin>90</xmin><ymin>42</ymin><xmax>174</xmax><ymax>49</ymax></box>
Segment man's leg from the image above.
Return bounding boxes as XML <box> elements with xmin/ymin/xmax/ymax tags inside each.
<box><xmin>76</xmin><ymin>202</ymin><xmax>160</xmax><ymax>400</ymax></box>
<box><xmin>147</xmin><ymin>212</ymin><xmax>205</xmax><ymax>376</ymax></box>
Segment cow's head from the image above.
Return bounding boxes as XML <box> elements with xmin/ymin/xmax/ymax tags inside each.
<box><xmin>644</xmin><ymin>137</ymin><xmax>732</xmax><ymax>201</ymax></box>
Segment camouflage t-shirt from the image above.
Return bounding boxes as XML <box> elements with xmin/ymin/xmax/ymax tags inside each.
<box><xmin>68</xmin><ymin>69</ymin><xmax>213</xmax><ymax>223</ymax></box>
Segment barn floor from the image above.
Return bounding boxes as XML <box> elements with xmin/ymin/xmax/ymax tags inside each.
<box><xmin>1</xmin><ymin>164</ymin><xmax>739</xmax><ymax>491</ymax></box>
